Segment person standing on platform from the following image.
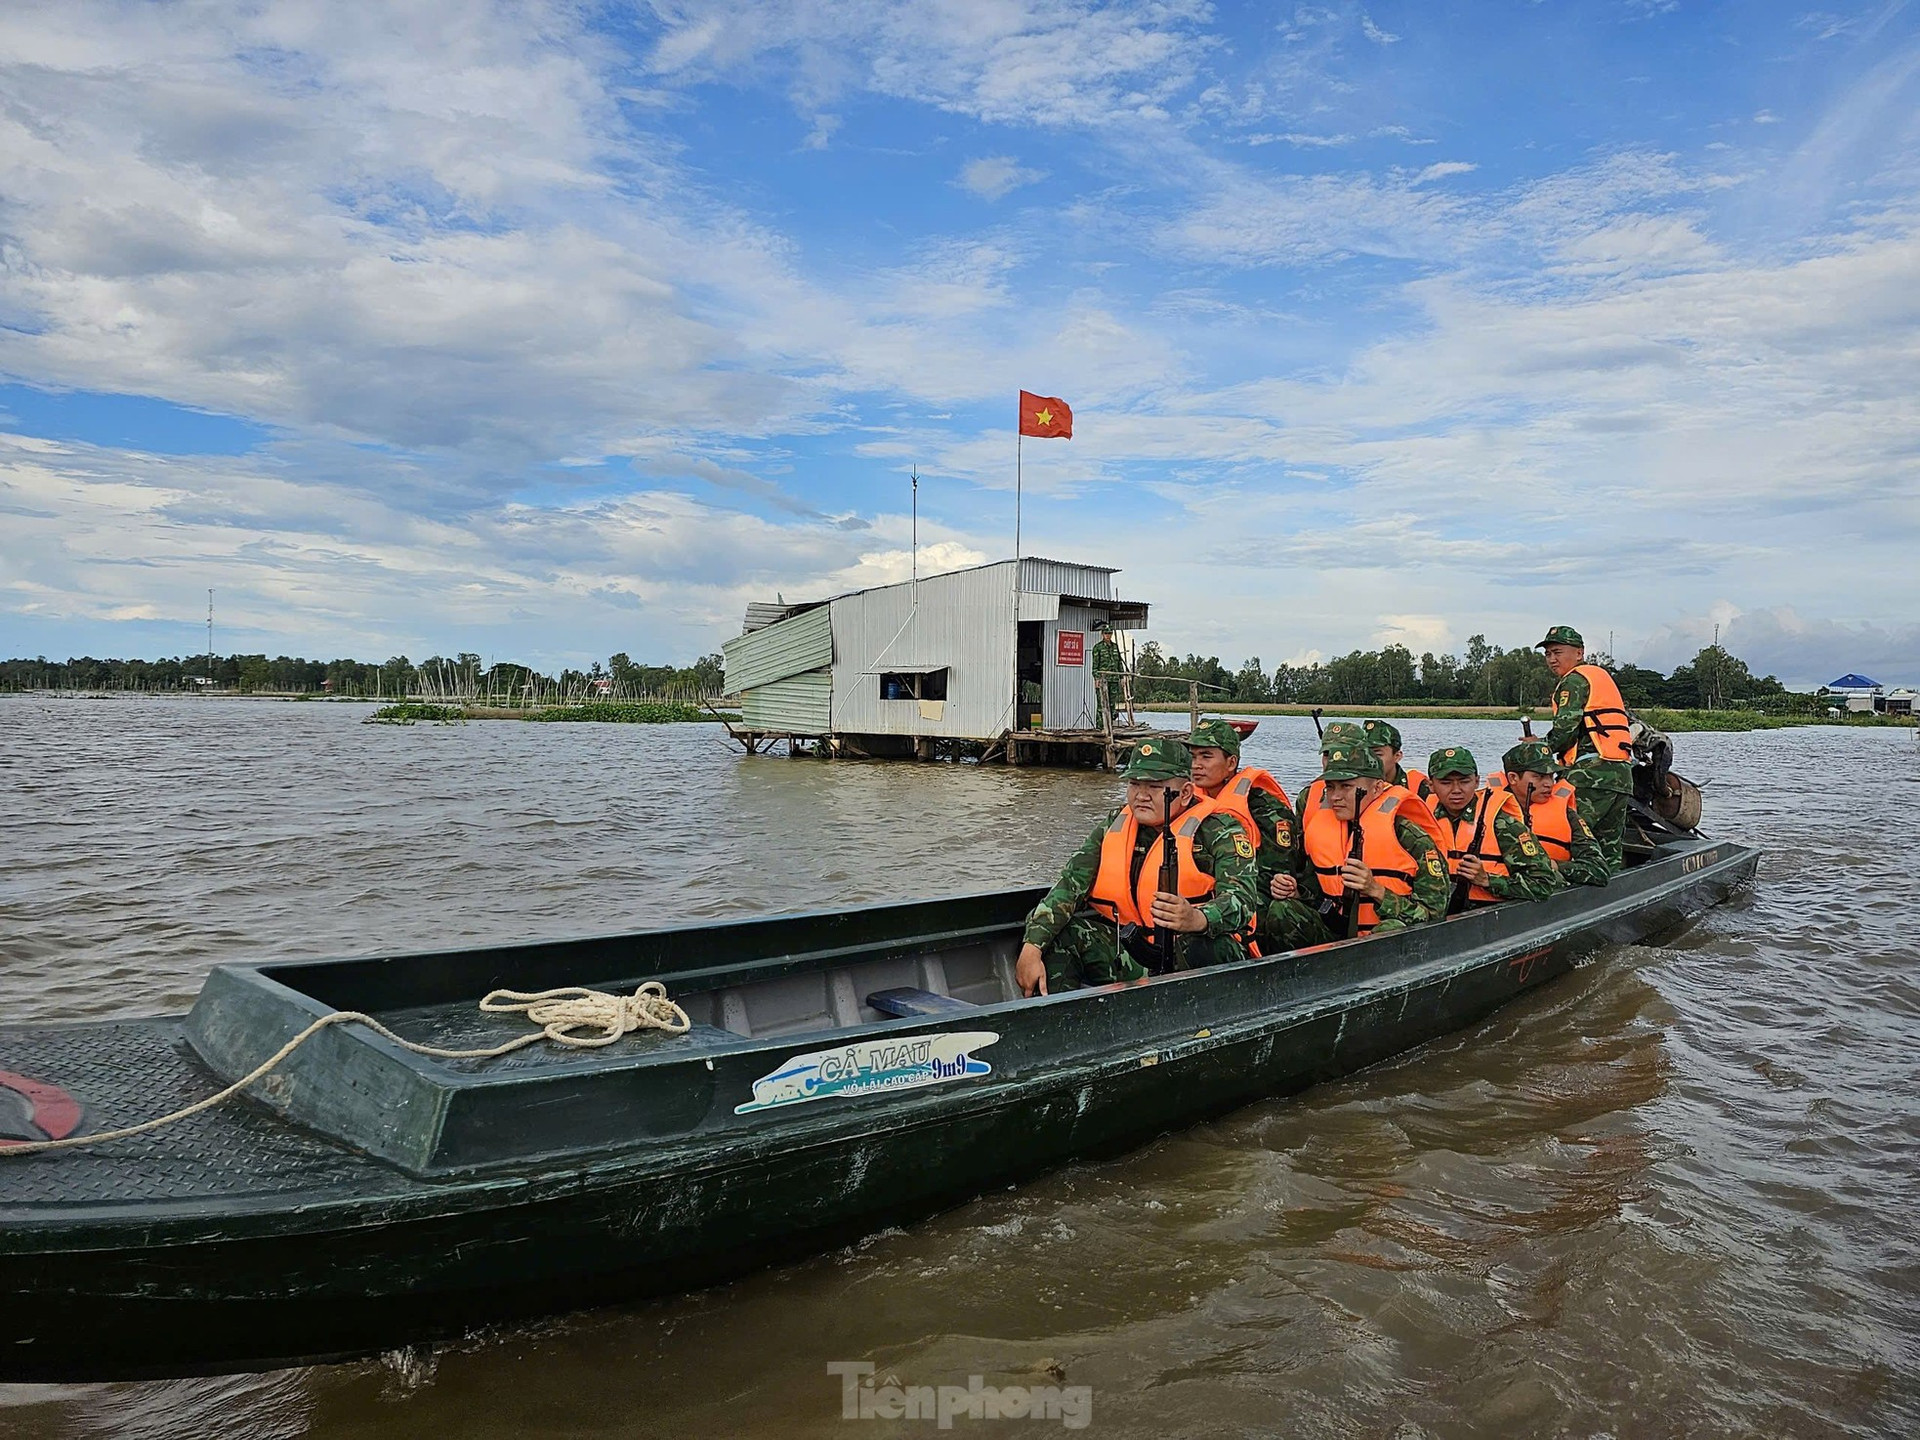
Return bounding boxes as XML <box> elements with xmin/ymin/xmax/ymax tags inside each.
<box><xmin>1537</xmin><ymin>625</ymin><xmax>1634</xmax><ymax>873</ymax></box>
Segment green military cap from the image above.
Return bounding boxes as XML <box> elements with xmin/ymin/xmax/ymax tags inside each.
<box><xmin>1319</xmin><ymin>743</ymin><xmax>1385</xmax><ymax>782</ymax></box>
<box><xmin>1320</xmin><ymin>720</ymin><xmax>1366</xmax><ymax>753</ymax></box>
<box><xmin>1536</xmin><ymin>624</ymin><xmax>1584</xmax><ymax>649</ymax></box>
<box><xmin>1188</xmin><ymin>716</ymin><xmax>1241</xmax><ymax>758</ymax></box>
<box><xmin>1503</xmin><ymin>739</ymin><xmax>1557</xmax><ymax>775</ymax></box>
<box><xmin>1363</xmin><ymin>719</ymin><xmax>1403</xmax><ymax>750</ymax></box>
<box><xmin>1427</xmin><ymin>746</ymin><xmax>1480</xmax><ymax>780</ymax></box>
<box><xmin>1121</xmin><ymin>737</ymin><xmax>1193</xmax><ymax>781</ymax></box>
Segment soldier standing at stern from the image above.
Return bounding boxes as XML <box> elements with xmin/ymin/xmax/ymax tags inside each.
<box><xmin>1537</xmin><ymin>625</ymin><xmax>1635</xmax><ymax>874</ymax></box>
<box><xmin>1016</xmin><ymin>739</ymin><xmax>1259</xmax><ymax>996</ymax></box>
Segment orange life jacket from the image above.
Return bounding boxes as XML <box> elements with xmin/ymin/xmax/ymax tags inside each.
<box><xmin>1438</xmin><ymin>786</ymin><xmax>1524</xmax><ymax>905</ymax></box>
<box><xmin>1089</xmin><ymin>795</ymin><xmax>1219</xmax><ymax>936</ymax></box>
<box><xmin>1527</xmin><ymin>780</ymin><xmax>1579</xmax><ymax>864</ymax></box>
<box><xmin>1559</xmin><ymin>663</ymin><xmax>1632</xmax><ymax>765</ymax></box>
<box><xmin>1302</xmin><ymin>783</ymin><xmax>1446</xmax><ymax>935</ymax></box>
<box><xmin>1206</xmin><ymin>767</ymin><xmax>1291</xmax><ymax>852</ymax></box>
<box><xmin>1394</xmin><ymin>766</ymin><xmax>1434</xmax><ymax>803</ymax></box>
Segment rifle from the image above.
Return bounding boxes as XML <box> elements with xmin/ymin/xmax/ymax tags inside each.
<box><xmin>1448</xmin><ymin>798</ymin><xmax>1490</xmax><ymax>916</ymax></box>
<box><xmin>1522</xmin><ymin>717</ymin><xmax>1535</xmax><ymax>738</ymax></box>
<box><xmin>1157</xmin><ymin>786</ymin><xmax>1182</xmax><ymax>972</ymax></box>
<box><xmin>1344</xmin><ymin>784</ymin><xmax>1369</xmax><ymax>939</ymax></box>
<box><xmin>1311</xmin><ymin>707</ymin><xmax>1325</xmax><ymax>740</ymax></box>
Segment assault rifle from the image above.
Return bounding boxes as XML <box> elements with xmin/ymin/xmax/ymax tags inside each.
<box><xmin>1310</xmin><ymin>707</ymin><xmax>1325</xmax><ymax>741</ymax></box>
<box><xmin>1447</xmin><ymin>799</ymin><xmax>1490</xmax><ymax>917</ymax></box>
<box><xmin>1158</xmin><ymin>786</ymin><xmax>1182</xmax><ymax>972</ymax></box>
<box><xmin>1344</xmin><ymin>785</ymin><xmax>1369</xmax><ymax>940</ymax></box>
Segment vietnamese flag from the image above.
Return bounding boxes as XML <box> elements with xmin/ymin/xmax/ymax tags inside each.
<box><xmin>1018</xmin><ymin>390</ymin><xmax>1073</xmax><ymax>439</ymax></box>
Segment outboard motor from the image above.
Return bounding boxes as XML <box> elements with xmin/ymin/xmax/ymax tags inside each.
<box><xmin>1627</xmin><ymin>719</ymin><xmax>1703</xmax><ymax>848</ymax></box>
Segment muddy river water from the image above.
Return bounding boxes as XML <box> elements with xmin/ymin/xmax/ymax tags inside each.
<box><xmin>0</xmin><ymin>697</ymin><xmax>1915</xmax><ymax>1437</ymax></box>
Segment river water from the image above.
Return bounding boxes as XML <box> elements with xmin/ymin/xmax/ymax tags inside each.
<box><xmin>0</xmin><ymin>697</ymin><xmax>1915</xmax><ymax>1438</ymax></box>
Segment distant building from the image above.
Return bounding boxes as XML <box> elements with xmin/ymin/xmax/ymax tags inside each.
<box><xmin>1819</xmin><ymin>673</ymin><xmax>1883</xmax><ymax>713</ymax></box>
<box><xmin>1884</xmin><ymin>688</ymin><xmax>1916</xmax><ymax>717</ymax></box>
<box><xmin>586</xmin><ymin>676</ymin><xmax>614</xmax><ymax>697</ymax></box>
<box><xmin>724</xmin><ymin>557</ymin><xmax>1150</xmax><ymax>761</ymax></box>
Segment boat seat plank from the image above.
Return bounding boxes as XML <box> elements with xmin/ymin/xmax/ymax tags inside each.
<box><xmin>865</xmin><ymin>987</ymin><xmax>976</xmax><ymax>1019</ymax></box>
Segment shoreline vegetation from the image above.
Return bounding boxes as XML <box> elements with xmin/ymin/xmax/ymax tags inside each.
<box><xmin>370</xmin><ymin>701</ymin><xmax>725</xmax><ymax>725</ymax></box>
<box><xmin>1134</xmin><ymin>702</ymin><xmax>1913</xmax><ymax>732</ymax></box>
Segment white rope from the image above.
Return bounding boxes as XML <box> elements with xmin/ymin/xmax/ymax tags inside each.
<box><xmin>0</xmin><ymin>982</ymin><xmax>691</xmax><ymax>1157</ymax></box>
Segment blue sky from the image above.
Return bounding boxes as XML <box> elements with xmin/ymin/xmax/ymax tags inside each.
<box><xmin>2</xmin><ymin>0</ymin><xmax>1917</xmax><ymax>686</ymax></box>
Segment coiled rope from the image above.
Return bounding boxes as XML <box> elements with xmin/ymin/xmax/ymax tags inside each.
<box><xmin>0</xmin><ymin>982</ymin><xmax>690</xmax><ymax>1157</ymax></box>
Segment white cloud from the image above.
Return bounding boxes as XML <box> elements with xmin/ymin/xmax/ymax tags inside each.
<box><xmin>957</xmin><ymin>157</ymin><xmax>1046</xmax><ymax>202</ymax></box>
<box><xmin>643</xmin><ymin>0</ymin><xmax>1217</xmax><ymax>129</ymax></box>
<box><xmin>1412</xmin><ymin>161</ymin><xmax>1477</xmax><ymax>185</ymax></box>
<box><xmin>1360</xmin><ymin>14</ymin><xmax>1400</xmax><ymax>44</ymax></box>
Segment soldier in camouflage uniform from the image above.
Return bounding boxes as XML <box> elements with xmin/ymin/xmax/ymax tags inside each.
<box><xmin>1426</xmin><ymin>746</ymin><xmax>1564</xmax><ymax>908</ymax></box>
<box><xmin>1364</xmin><ymin>720</ymin><xmax>1436</xmax><ymax>802</ymax></box>
<box><xmin>1307</xmin><ymin>743</ymin><xmax>1452</xmax><ymax>934</ymax></box>
<box><xmin>1502</xmin><ymin>739</ymin><xmax>1610</xmax><ymax>888</ymax></box>
<box><xmin>1265</xmin><ymin>721</ymin><xmax>1373</xmax><ymax>948</ymax></box>
<box><xmin>1017</xmin><ymin>738</ymin><xmax>1260</xmax><ymax>996</ymax></box>
<box><xmin>1537</xmin><ymin>625</ymin><xmax>1634</xmax><ymax>873</ymax></box>
<box><xmin>1186</xmin><ymin>717</ymin><xmax>1328</xmax><ymax>952</ymax></box>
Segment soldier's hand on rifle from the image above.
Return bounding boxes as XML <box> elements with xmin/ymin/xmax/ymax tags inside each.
<box><xmin>1150</xmin><ymin>892</ymin><xmax>1208</xmax><ymax>933</ymax></box>
<box><xmin>1456</xmin><ymin>854</ymin><xmax>1488</xmax><ymax>886</ymax></box>
<box><xmin>1016</xmin><ymin>943</ymin><xmax>1048</xmax><ymax>997</ymax></box>
<box><xmin>1339</xmin><ymin>858</ymin><xmax>1384</xmax><ymax>900</ymax></box>
<box><xmin>1269</xmin><ymin>874</ymin><xmax>1298</xmax><ymax>900</ymax></box>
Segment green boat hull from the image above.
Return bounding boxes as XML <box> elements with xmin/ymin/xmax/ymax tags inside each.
<box><xmin>0</xmin><ymin>836</ymin><xmax>1757</xmax><ymax>1380</ymax></box>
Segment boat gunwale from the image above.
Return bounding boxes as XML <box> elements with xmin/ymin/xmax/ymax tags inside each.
<box><xmin>198</xmin><ymin>835</ymin><xmax>1760</xmax><ymax>1090</ymax></box>
<box><xmin>1</xmin><ymin>837</ymin><xmax>1759</xmax><ymax>1241</ymax></box>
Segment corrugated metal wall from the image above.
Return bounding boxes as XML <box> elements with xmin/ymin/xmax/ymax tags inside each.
<box><xmin>828</xmin><ymin>563</ymin><xmax>1018</xmax><ymax>739</ymax></box>
<box><xmin>722</xmin><ymin>605</ymin><xmax>832</xmax><ymax>692</ymax></box>
<box><xmin>1042</xmin><ymin>602</ymin><xmax>1103</xmax><ymax>729</ymax></box>
<box><xmin>741</xmin><ymin>671</ymin><xmax>831</xmax><ymax>733</ymax></box>
<box><xmin>1017</xmin><ymin>558</ymin><xmax>1115</xmax><ymax>601</ymax></box>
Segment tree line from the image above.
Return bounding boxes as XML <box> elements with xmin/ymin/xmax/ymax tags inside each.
<box><xmin>0</xmin><ymin>650</ymin><xmax>728</xmax><ymax>701</ymax></box>
<box><xmin>1095</xmin><ymin>635</ymin><xmax>1809</xmax><ymax>712</ymax></box>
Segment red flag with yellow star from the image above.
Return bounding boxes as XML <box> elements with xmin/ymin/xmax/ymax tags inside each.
<box><xmin>1018</xmin><ymin>390</ymin><xmax>1073</xmax><ymax>439</ymax></box>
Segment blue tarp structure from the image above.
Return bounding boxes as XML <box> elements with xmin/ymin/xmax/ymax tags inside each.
<box><xmin>1826</xmin><ymin>674</ymin><xmax>1881</xmax><ymax>689</ymax></box>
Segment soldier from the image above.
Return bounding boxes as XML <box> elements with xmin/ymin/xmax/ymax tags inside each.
<box><xmin>1503</xmin><ymin>739</ymin><xmax>1610</xmax><ymax>887</ymax></box>
<box><xmin>1188</xmin><ymin>717</ymin><xmax>1326</xmax><ymax>952</ymax></box>
<box><xmin>1536</xmin><ymin>625</ymin><xmax>1634</xmax><ymax>873</ymax></box>
<box><xmin>1296</xmin><ymin>720</ymin><xmax>1368</xmax><ymax>819</ymax></box>
<box><xmin>1427</xmin><ymin>746</ymin><xmax>1563</xmax><ymax>910</ymax></box>
<box><xmin>1016</xmin><ymin>738</ymin><xmax>1260</xmax><ymax>996</ymax></box>
<box><xmin>1299</xmin><ymin>742</ymin><xmax>1452</xmax><ymax>937</ymax></box>
<box><xmin>1365</xmin><ymin>720</ymin><xmax>1435</xmax><ymax>802</ymax></box>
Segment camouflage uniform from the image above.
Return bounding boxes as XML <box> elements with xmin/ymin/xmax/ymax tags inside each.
<box><xmin>1022</xmin><ymin>739</ymin><xmax>1260</xmax><ymax>991</ymax></box>
<box><xmin>1428</xmin><ymin>747</ymin><xmax>1564</xmax><ymax>909</ymax></box>
<box><xmin>1504</xmin><ymin>740</ymin><xmax>1611</xmax><ymax>888</ymax></box>
<box><xmin>1311</xmin><ymin>742</ymin><xmax>1451</xmax><ymax>935</ymax></box>
<box><xmin>1366</xmin><ymin>720</ymin><xmax>1437</xmax><ymax>803</ymax></box>
<box><xmin>1188</xmin><ymin>717</ymin><xmax>1323</xmax><ymax>952</ymax></box>
<box><xmin>1537</xmin><ymin>626</ymin><xmax>1632</xmax><ymax>873</ymax></box>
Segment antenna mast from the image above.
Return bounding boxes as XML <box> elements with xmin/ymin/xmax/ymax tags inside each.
<box><xmin>207</xmin><ymin>589</ymin><xmax>214</xmax><ymax>689</ymax></box>
<box><xmin>910</xmin><ymin>467</ymin><xmax>919</xmax><ymax>586</ymax></box>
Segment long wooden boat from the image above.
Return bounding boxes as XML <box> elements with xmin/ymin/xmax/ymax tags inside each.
<box><xmin>0</xmin><ymin>828</ymin><xmax>1756</xmax><ymax>1381</ymax></box>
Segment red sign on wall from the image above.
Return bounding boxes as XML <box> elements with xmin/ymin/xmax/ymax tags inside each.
<box><xmin>1056</xmin><ymin>630</ymin><xmax>1085</xmax><ymax>666</ymax></box>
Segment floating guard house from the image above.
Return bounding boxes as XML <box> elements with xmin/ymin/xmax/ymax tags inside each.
<box><xmin>723</xmin><ymin>558</ymin><xmax>1153</xmax><ymax>764</ymax></box>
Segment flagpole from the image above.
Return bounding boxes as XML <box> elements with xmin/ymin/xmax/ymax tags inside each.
<box><xmin>1015</xmin><ymin>426</ymin><xmax>1023</xmax><ymax>572</ymax></box>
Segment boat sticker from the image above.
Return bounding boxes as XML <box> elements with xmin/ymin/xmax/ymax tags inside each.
<box><xmin>735</xmin><ymin>1030</ymin><xmax>1000</xmax><ymax>1115</ymax></box>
